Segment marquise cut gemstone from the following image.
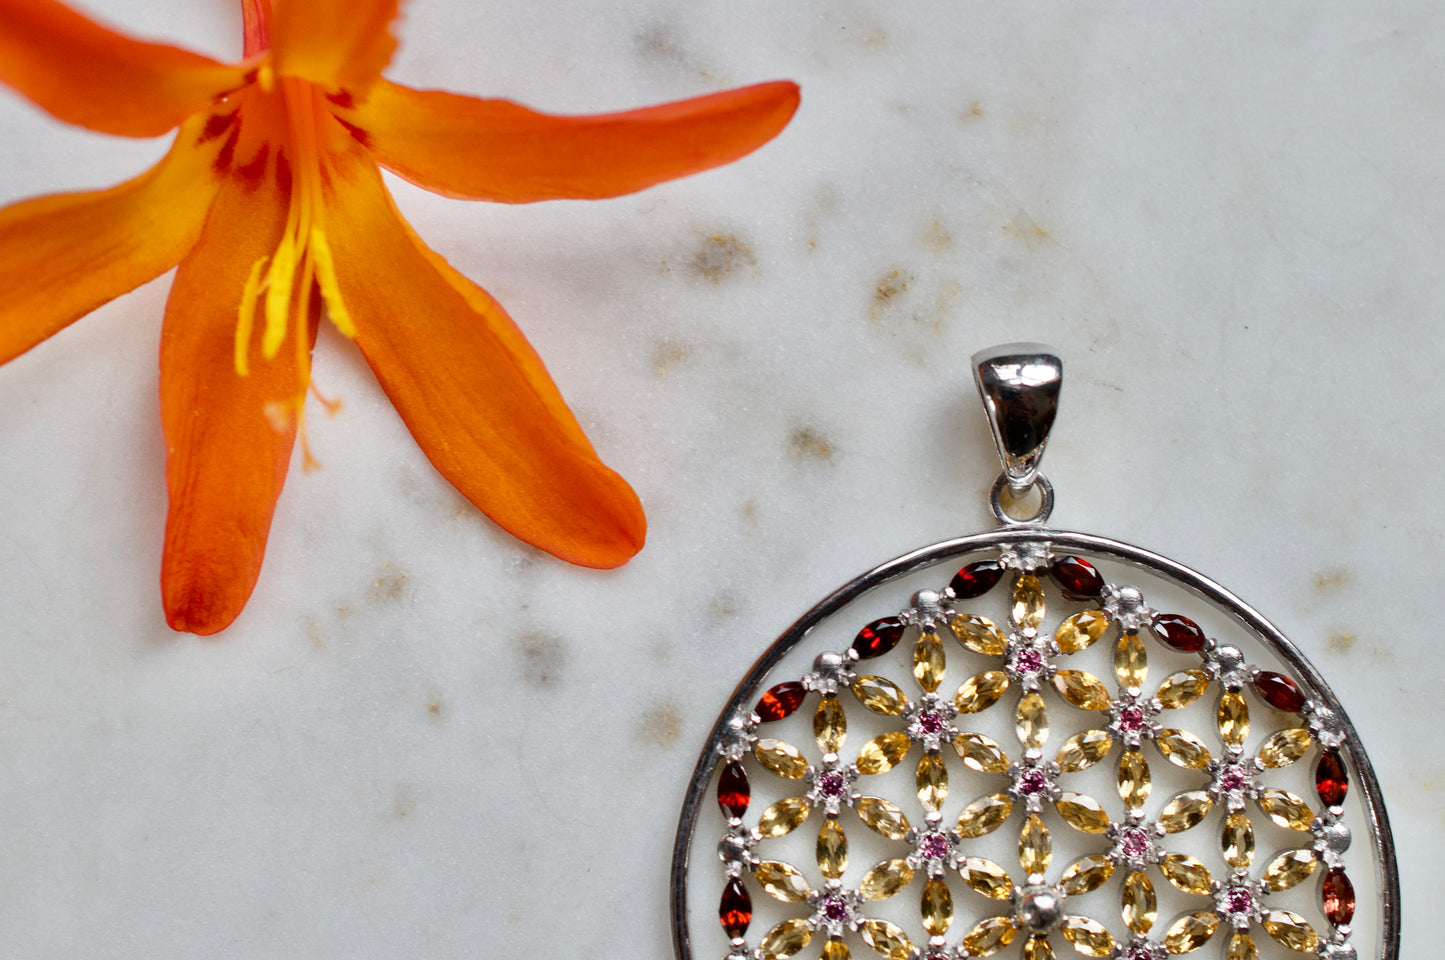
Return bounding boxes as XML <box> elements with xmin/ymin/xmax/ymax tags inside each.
<box><xmin>1051</xmin><ymin>556</ymin><xmax>1104</xmax><ymax>599</ymax></box>
<box><xmin>1316</xmin><ymin>749</ymin><xmax>1348</xmax><ymax>807</ymax></box>
<box><xmin>1254</xmin><ymin>671</ymin><xmax>1306</xmax><ymax>713</ymax></box>
<box><xmin>1151</xmin><ymin>613</ymin><xmax>1207</xmax><ymax>652</ymax></box>
<box><xmin>951</xmin><ymin>559</ymin><xmax>1005</xmax><ymax>599</ymax></box>
<box><xmin>853</xmin><ymin>617</ymin><xmax>907</xmax><ymax>659</ymax></box>
<box><xmin>757</xmin><ymin>681</ymin><xmax>808</xmax><ymax>722</ymax></box>
<box><xmin>1323</xmin><ymin>868</ymin><xmax>1356</xmax><ymax>927</ymax></box>
<box><xmin>718</xmin><ymin>760</ymin><xmax>750</xmax><ymax>818</ymax></box>
<box><xmin>720</xmin><ymin>876</ymin><xmax>752</xmax><ymax>938</ymax></box>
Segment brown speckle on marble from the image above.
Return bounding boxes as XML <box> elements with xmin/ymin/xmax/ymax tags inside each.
<box><xmin>789</xmin><ymin>427</ymin><xmax>835</xmax><ymax>462</ymax></box>
<box><xmin>1314</xmin><ymin>568</ymin><xmax>1351</xmax><ymax>593</ymax></box>
<box><xmin>922</xmin><ymin>218</ymin><xmax>953</xmax><ymax>251</ymax></box>
<box><xmin>638</xmin><ymin>699</ymin><xmax>683</xmax><ymax>747</ymax></box>
<box><xmin>691</xmin><ymin>232</ymin><xmax>757</xmax><ymax>283</ymax></box>
<box><xmin>652</xmin><ymin>340</ymin><xmax>691</xmax><ymax>378</ymax></box>
<box><xmin>517</xmin><ymin>632</ymin><xmax>567</xmax><ymax>688</ymax></box>
<box><xmin>1003</xmin><ymin>210</ymin><xmax>1050</xmax><ymax>242</ymax></box>
<box><xmin>370</xmin><ymin>564</ymin><xmax>410</xmax><ymax>602</ymax></box>
<box><xmin>963</xmin><ymin>99</ymin><xmax>986</xmax><ymax>120</ymax></box>
<box><xmin>426</xmin><ymin>696</ymin><xmax>448</xmax><ymax>721</ymax></box>
<box><xmin>391</xmin><ymin>785</ymin><xmax>418</xmax><ymax>821</ymax></box>
<box><xmin>1326</xmin><ymin>632</ymin><xmax>1356</xmax><ymax>654</ymax></box>
<box><xmin>634</xmin><ymin>25</ymin><xmax>713</xmax><ymax>80</ymax></box>
<box><xmin>873</xmin><ymin>268</ymin><xmax>911</xmax><ymax>307</ymax></box>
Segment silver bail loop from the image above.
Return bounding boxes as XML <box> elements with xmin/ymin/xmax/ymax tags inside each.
<box><xmin>972</xmin><ymin>343</ymin><xmax>1062</xmax><ymax>494</ymax></box>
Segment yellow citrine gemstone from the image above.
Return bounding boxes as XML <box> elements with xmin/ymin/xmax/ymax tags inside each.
<box><xmin>1019</xmin><ymin>813</ymin><xmax>1052</xmax><ymax>876</ymax></box>
<box><xmin>954</xmin><ymin>732</ymin><xmax>1011</xmax><ymax>772</ymax></box>
<box><xmin>1160</xmin><ymin>854</ymin><xmax>1213</xmax><ymax>894</ymax></box>
<box><xmin>1159</xmin><ymin>791</ymin><xmax>1213</xmax><ymax>833</ymax></box>
<box><xmin>1117</xmin><ymin>749</ymin><xmax>1152</xmax><ymax>809</ymax></box>
<box><xmin>1016</xmin><ymin>691</ymin><xmax>1050</xmax><ymax>749</ymax></box>
<box><xmin>757</xmin><ymin>797</ymin><xmax>811</xmax><ymax>838</ymax></box>
<box><xmin>858</xmin><ymin>920</ymin><xmax>913</xmax><ymax>960</ymax></box>
<box><xmin>1257</xmin><ymin>789</ymin><xmax>1315</xmax><ymax>831</ymax></box>
<box><xmin>921</xmin><ymin>877</ymin><xmax>953</xmax><ymax>935</ymax></box>
<box><xmin>1162</xmin><ymin>913</ymin><xmax>1219</xmax><ymax>954</ymax></box>
<box><xmin>1012</xmin><ymin>574</ymin><xmax>1045</xmax><ymax>630</ymax></box>
<box><xmin>822</xmin><ymin>938</ymin><xmax>852</xmax><ymax>960</ymax></box>
<box><xmin>1055</xmin><ymin>792</ymin><xmax>1110</xmax><ymax>834</ymax></box>
<box><xmin>960</xmin><ymin>857</ymin><xmax>1014</xmax><ymax>900</ymax></box>
<box><xmin>851</xmin><ymin>675</ymin><xmax>908</xmax><ymax>715</ymax></box>
<box><xmin>1226</xmin><ymin>932</ymin><xmax>1259</xmax><ymax>960</ymax></box>
<box><xmin>1155</xmin><ymin>669</ymin><xmax>1210</xmax><ymax>708</ymax></box>
<box><xmin>1217</xmin><ymin>691</ymin><xmax>1250</xmax><ymax>746</ymax></box>
<box><xmin>1257</xmin><ymin>728</ymin><xmax>1313</xmax><ymax>768</ymax></box>
<box><xmin>1060</xmin><ymin>916</ymin><xmax>1114</xmax><ymax>957</ymax></box>
<box><xmin>1056</xmin><ymin>729</ymin><xmax>1113</xmax><ymax>771</ymax></box>
<box><xmin>1058</xmin><ymin>855</ymin><xmax>1114</xmax><ymax>895</ymax></box>
<box><xmin>855</xmin><ymin>796</ymin><xmax>911</xmax><ymax>840</ymax></box>
<box><xmin>1222</xmin><ymin>811</ymin><xmax>1255</xmax><ymax>868</ymax></box>
<box><xmin>760</xmin><ymin>918</ymin><xmax>813</xmax><ymax>960</ymax></box>
<box><xmin>1122</xmin><ymin>870</ymin><xmax>1157</xmax><ymax>934</ymax></box>
<box><xmin>1055</xmin><ymin>609</ymin><xmax>1110</xmax><ymax>653</ymax></box>
<box><xmin>817</xmin><ymin>816</ymin><xmax>848</xmax><ymax>878</ymax></box>
<box><xmin>1114</xmin><ymin>632</ymin><xmax>1148</xmax><ymax>690</ymax></box>
<box><xmin>754</xmin><ymin>739</ymin><xmax>810</xmax><ymax>779</ymax></box>
<box><xmin>1263</xmin><ymin>849</ymin><xmax>1319</xmax><ymax>891</ymax></box>
<box><xmin>950</xmin><ymin>613</ymin><xmax>1008</xmax><ymax>655</ymax></box>
<box><xmin>916</xmin><ymin>753</ymin><xmax>948</xmax><ymax>810</ymax></box>
<box><xmin>956</xmin><ymin>793</ymin><xmax>1013</xmax><ymax>838</ymax></box>
<box><xmin>754</xmin><ymin>860</ymin><xmax>812</xmax><ymax>902</ymax></box>
<box><xmin>962</xmin><ymin>916</ymin><xmax>1018</xmax><ymax>956</ymax></box>
<box><xmin>913</xmin><ymin>630</ymin><xmax>946</xmax><ymax>692</ymax></box>
<box><xmin>1051</xmin><ymin>670</ymin><xmax>1113</xmax><ymax>710</ymax></box>
<box><xmin>859</xmin><ymin>858</ymin><xmax>914</xmax><ymax>901</ymax></box>
<box><xmin>814</xmin><ymin>695</ymin><xmax>847</xmax><ymax>754</ymax></box>
<box><xmin>956</xmin><ymin>671</ymin><xmax>1010</xmax><ymax>714</ymax></box>
<box><xmin>856</xmin><ymin>732</ymin><xmax>911</xmax><ymax>774</ymax></box>
<box><xmin>1022</xmin><ymin>934</ymin><xmax>1056</xmax><ymax>960</ymax></box>
<box><xmin>1262</xmin><ymin>910</ymin><xmax>1320</xmax><ymax>953</ymax></box>
<box><xmin>1155</xmin><ymin>729</ymin><xmax>1212</xmax><ymax>769</ymax></box>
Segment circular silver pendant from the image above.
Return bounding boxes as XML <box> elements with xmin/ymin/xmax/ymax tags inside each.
<box><xmin>671</xmin><ymin>347</ymin><xmax>1398</xmax><ymax>960</ymax></box>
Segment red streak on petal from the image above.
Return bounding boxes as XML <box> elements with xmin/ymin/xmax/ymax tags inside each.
<box><xmin>333</xmin><ymin>114</ymin><xmax>370</xmax><ymax>147</ymax></box>
<box><xmin>199</xmin><ymin>110</ymin><xmax>239</xmax><ymax>144</ymax></box>
<box><xmin>235</xmin><ymin>141</ymin><xmax>270</xmax><ymax>190</ymax></box>
<box><xmin>212</xmin><ymin>124</ymin><xmax>241</xmax><ymax>173</ymax></box>
<box><xmin>274</xmin><ymin>148</ymin><xmax>293</xmax><ymax>198</ymax></box>
<box><xmin>326</xmin><ymin>89</ymin><xmax>357</xmax><ymax>110</ymax></box>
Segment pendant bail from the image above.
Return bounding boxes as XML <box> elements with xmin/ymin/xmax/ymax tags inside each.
<box><xmin>972</xmin><ymin>343</ymin><xmax>1062</xmax><ymax>495</ymax></box>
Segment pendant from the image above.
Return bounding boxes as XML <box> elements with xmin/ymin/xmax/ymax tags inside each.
<box><xmin>671</xmin><ymin>345</ymin><xmax>1398</xmax><ymax>960</ymax></box>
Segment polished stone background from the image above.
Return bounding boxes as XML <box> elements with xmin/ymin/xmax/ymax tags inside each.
<box><xmin>0</xmin><ymin>1</ymin><xmax>1436</xmax><ymax>957</ymax></box>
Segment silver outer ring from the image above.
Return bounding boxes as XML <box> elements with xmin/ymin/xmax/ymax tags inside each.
<box><xmin>669</xmin><ymin>527</ymin><xmax>1399</xmax><ymax>960</ymax></box>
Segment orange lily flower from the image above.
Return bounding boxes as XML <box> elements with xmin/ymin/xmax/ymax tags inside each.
<box><xmin>0</xmin><ymin>0</ymin><xmax>799</xmax><ymax>635</ymax></box>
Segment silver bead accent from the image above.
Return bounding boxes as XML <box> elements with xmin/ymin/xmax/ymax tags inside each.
<box><xmin>1014</xmin><ymin>885</ymin><xmax>1065</xmax><ymax>933</ymax></box>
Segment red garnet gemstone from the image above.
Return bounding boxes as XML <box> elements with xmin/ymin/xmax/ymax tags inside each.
<box><xmin>719</xmin><ymin>875</ymin><xmax>752</xmax><ymax>938</ymax></box>
<box><xmin>1322</xmin><ymin>868</ymin><xmax>1356</xmax><ymax>927</ymax></box>
<box><xmin>1254</xmin><ymin>671</ymin><xmax>1307</xmax><ymax>713</ymax></box>
<box><xmin>852</xmin><ymin>617</ymin><xmax>906</xmax><ymax>660</ymax></box>
<box><xmin>1151</xmin><ymin>613</ymin><xmax>1208</xmax><ymax>652</ymax></box>
<box><xmin>1316</xmin><ymin>749</ymin><xmax>1349</xmax><ymax>807</ymax></box>
<box><xmin>1051</xmin><ymin>556</ymin><xmax>1104</xmax><ymax>599</ymax></box>
<box><xmin>756</xmin><ymin>681</ymin><xmax>808</xmax><ymax>722</ymax></box>
<box><xmin>717</xmin><ymin>761</ymin><xmax>750</xmax><ymax>819</ymax></box>
<box><xmin>949</xmin><ymin>560</ymin><xmax>1005</xmax><ymax>600</ymax></box>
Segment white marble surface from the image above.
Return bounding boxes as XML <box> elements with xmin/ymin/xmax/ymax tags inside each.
<box><xmin>0</xmin><ymin>1</ymin><xmax>1439</xmax><ymax>957</ymax></box>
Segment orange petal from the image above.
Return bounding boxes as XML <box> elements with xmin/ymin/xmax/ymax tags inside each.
<box><xmin>354</xmin><ymin>79</ymin><xmax>801</xmax><ymax>202</ymax></box>
<box><xmin>0</xmin><ymin>114</ymin><xmax>222</xmax><ymax>364</ymax></box>
<box><xmin>269</xmin><ymin>0</ymin><xmax>398</xmax><ymax>94</ymax></box>
<box><xmin>0</xmin><ymin>0</ymin><xmax>247</xmax><ymax>136</ymax></box>
<box><xmin>160</xmin><ymin>169</ymin><xmax>308</xmax><ymax>636</ymax></box>
<box><xmin>321</xmin><ymin>148</ymin><xmax>645</xmax><ymax>567</ymax></box>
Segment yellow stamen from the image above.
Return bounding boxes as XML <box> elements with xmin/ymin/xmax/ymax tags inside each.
<box><xmin>261</xmin><ymin>231</ymin><xmax>297</xmax><ymax>359</ymax></box>
<box><xmin>309</xmin><ymin>229</ymin><xmax>355</xmax><ymax>338</ymax></box>
<box><xmin>234</xmin><ymin>255</ymin><xmax>269</xmax><ymax>376</ymax></box>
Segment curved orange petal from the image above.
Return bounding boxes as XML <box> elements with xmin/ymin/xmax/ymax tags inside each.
<box><xmin>320</xmin><ymin>149</ymin><xmax>645</xmax><ymax>567</ymax></box>
<box><xmin>269</xmin><ymin>0</ymin><xmax>397</xmax><ymax>94</ymax></box>
<box><xmin>0</xmin><ymin>114</ymin><xmax>222</xmax><ymax>364</ymax></box>
<box><xmin>353</xmin><ymin>79</ymin><xmax>801</xmax><ymax>203</ymax></box>
<box><xmin>160</xmin><ymin>170</ymin><xmax>309</xmax><ymax>636</ymax></box>
<box><xmin>0</xmin><ymin>0</ymin><xmax>247</xmax><ymax>136</ymax></box>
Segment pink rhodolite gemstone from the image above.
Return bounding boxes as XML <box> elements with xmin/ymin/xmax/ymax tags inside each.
<box><xmin>1219</xmin><ymin>769</ymin><xmax>1249</xmax><ymax>792</ymax></box>
<box><xmin>919</xmin><ymin>832</ymin><xmax>950</xmax><ymax>859</ymax></box>
<box><xmin>1016</xmin><ymin>649</ymin><xmax>1044</xmax><ymax>673</ymax></box>
<box><xmin>1019</xmin><ymin>770</ymin><xmax>1049</xmax><ymax>795</ymax></box>
<box><xmin>1118</xmin><ymin>706</ymin><xmax>1147</xmax><ymax>731</ymax></box>
<box><xmin>823</xmin><ymin>896</ymin><xmax>849</xmax><ymax>922</ymax></box>
<box><xmin>1120</xmin><ymin>828</ymin><xmax>1150</xmax><ymax>858</ymax></box>
<box><xmin>818</xmin><ymin>772</ymin><xmax>847</xmax><ymax>797</ymax></box>
<box><xmin>917</xmin><ymin>711</ymin><xmax>946</xmax><ymax>734</ymax></box>
<box><xmin>1226</xmin><ymin>888</ymin><xmax>1255</xmax><ymax>914</ymax></box>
